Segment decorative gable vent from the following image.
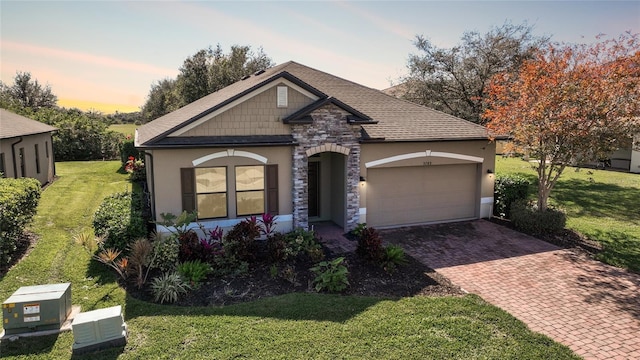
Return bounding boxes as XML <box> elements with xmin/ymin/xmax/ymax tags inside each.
<box><xmin>277</xmin><ymin>86</ymin><xmax>288</xmax><ymax>108</ymax></box>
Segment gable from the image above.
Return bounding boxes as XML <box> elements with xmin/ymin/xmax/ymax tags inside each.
<box><xmin>176</xmin><ymin>83</ymin><xmax>316</xmax><ymax>137</ymax></box>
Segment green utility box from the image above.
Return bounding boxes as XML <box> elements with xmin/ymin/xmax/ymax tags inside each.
<box><xmin>2</xmin><ymin>283</ymin><xmax>72</xmax><ymax>335</ymax></box>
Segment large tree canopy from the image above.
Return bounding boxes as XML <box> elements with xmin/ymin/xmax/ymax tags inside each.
<box><xmin>141</xmin><ymin>44</ymin><xmax>274</xmax><ymax>121</ymax></box>
<box><xmin>403</xmin><ymin>22</ymin><xmax>548</xmax><ymax>124</ymax></box>
<box><xmin>484</xmin><ymin>32</ymin><xmax>640</xmax><ymax>211</ymax></box>
<box><xmin>0</xmin><ymin>71</ymin><xmax>58</xmax><ymax>111</ymax></box>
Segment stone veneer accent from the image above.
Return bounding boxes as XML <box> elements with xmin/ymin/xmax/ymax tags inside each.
<box><xmin>291</xmin><ymin>104</ymin><xmax>362</xmax><ymax>231</ymax></box>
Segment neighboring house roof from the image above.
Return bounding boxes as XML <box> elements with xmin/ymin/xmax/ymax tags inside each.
<box><xmin>137</xmin><ymin>61</ymin><xmax>489</xmax><ymax>147</ymax></box>
<box><xmin>0</xmin><ymin>108</ymin><xmax>57</xmax><ymax>139</ymax></box>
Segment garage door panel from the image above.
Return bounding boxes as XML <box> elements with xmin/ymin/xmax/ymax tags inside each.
<box><xmin>367</xmin><ymin>165</ymin><xmax>477</xmax><ymax>227</ymax></box>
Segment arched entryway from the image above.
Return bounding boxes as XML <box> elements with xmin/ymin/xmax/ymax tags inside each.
<box><xmin>307</xmin><ymin>151</ymin><xmax>348</xmax><ymax>228</ymax></box>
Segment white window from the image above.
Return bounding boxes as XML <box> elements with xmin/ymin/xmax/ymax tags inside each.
<box><xmin>195</xmin><ymin>167</ymin><xmax>227</xmax><ymax>218</ymax></box>
<box><xmin>235</xmin><ymin>165</ymin><xmax>265</xmax><ymax>216</ymax></box>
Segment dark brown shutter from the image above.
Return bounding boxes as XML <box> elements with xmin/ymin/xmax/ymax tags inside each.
<box><xmin>180</xmin><ymin>168</ymin><xmax>195</xmax><ymax>212</ymax></box>
<box><xmin>266</xmin><ymin>164</ymin><xmax>279</xmax><ymax>215</ymax></box>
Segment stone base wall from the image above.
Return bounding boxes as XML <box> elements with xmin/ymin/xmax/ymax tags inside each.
<box><xmin>291</xmin><ymin>104</ymin><xmax>362</xmax><ymax>231</ymax></box>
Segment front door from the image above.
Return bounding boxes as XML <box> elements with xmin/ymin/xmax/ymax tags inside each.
<box><xmin>308</xmin><ymin>161</ymin><xmax>320</xmax><ymax>217</ymax></box>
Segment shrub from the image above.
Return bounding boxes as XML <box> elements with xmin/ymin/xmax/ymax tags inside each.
<box><xmin>279</xmin><ymin>264</ymin><xmax>297</xmax><ymax>285</ymax></box>
<box><xmin>510</xmin><ymin>200</ymin><xmax>567</xmax><ymax>236</ymax></box>
<box><xmin>124</xmin><ymin>156</ymin><xmax>146</xmax><ymax>182</ymax></box>
<box><xmin>310</xmin><ymin>257</ymin><xmax>349</xmax><ymax>293</ymax></box>
<box><xmin>494</xmin><ymin>175</ymin><xmax>530</xmax><ymax>218</ymax></box>
<box><xmin>223</xmin><ymin>219</ymin><xmax>261</xmax><ymax>262</ymax></box>
<box><xmin>150</xmin><ymin>272</ymin><xmax>190</xmax><ymax>304</ymax></box>
<box><xmin>198</xmin><ymin>225</ymin><xmax>224</xmax><ymax>263</ymax></box>
<box><xmin>93</xmin><ymin>192</ymin><xmax>147</xmax><ymax>252</ymax></box>
<box><xmin>128</xmin><ymin>238</ymin><xmax>153</xmax><ymax>289</ymax></box>
<box><xmin>93</xmin><ymin>248</ymin><xmax>128</xmax><ymax>281</ymax></box>
<box><xmin>356</xmin><ymin>227</ymin><xmax>383</xmax><ymax>262</ymax></box>
<box><xmin>74</xmin><ymin>231</ymin><xmax>98</xmax><ymax>254</ymax></box>
<box><xmin>382</xmin><ymin>245</ymin><xmax>408</xmax><ymax>273</ymax></box>
<box><xmin>258</xmin><ymin>213</ymin><xmax>278</xmax><ymax>236</ymax></box>
<box><xmin>350</xmin><ymin>223</ymin><xmax>367</xmax><ymax>238</ymax></box>
<box><xmin>177</xmin><ymin>230</ymin><xmax>201</xmax><ymax>262</ymax></box>
<box><xmin>267</xmin><ymin>232</ymin><xmax>287</xmax><ymax>262</ymax></box>
<box><xmin>150</xmin><ymin>234</ymin><xmax>180</xmax><ymax>273</ymax></box>
<box><xmin>285</xmin><ymin>228</ymin><xmax>321</xmax><ymax>257</ymax></box>
<box><xmin>307</xmin><ymin>247</ymin><xmax>325</xmax><ymax>263</ymax></box>
<box><xmin>177</xmin><ymin>260</ymin><xmax>212</xmax><ymax>288</ymax></box>
<box><xmin>120</xmin><ymin>139</ymin><xmax>140</xmax><ymax>164</ymax></box>
<box><xmin>0</xmin><ymin>178</ymin><xmax>41</xmax><ymax>267</ymax></box>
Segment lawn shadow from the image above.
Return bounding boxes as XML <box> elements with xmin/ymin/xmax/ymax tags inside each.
<box><xmin>590</xmin><ymin>228</ymin><xmax>640</xmax><ymax>273</ymax></box>
<box><xmin>553</xmin><ymin>178</ymin><xmax>640</xmax><ymax>222</ymax></box>
<box><xmin>123</xmin><ymin>292</ymin><xmax>386</xmax><ymax>324</ymax></box>
<box><xmin>86</xmin><ymin>255</ymin><xmax>119</xmax><ymax>285</ymax></box>
<box><xmin>0</xmin><ymin>333</ymin><xmax>59</xmax><ymax>357</ymax></box>
<box><xmin>559</xmin><ymin>250</ymin><xmax>640</xmax><ymax>321</ymax></box>
<box><xmin>70</xmin><ymin>344</ymin><xmax>125</xmax><ymax>360</ymax></box>
<box><xmin>381</xmin><ymin>220</ymin><xmax>560</xmax><ymax>269</ymax></box>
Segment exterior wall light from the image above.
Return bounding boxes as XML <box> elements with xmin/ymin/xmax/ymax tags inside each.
<box><xmin>487</xmin><ymin>169</ymin><xmax>494</xmax><ymax>174</ymax></box>
<box><xmin>359</xmin><ymin>176</ymin><xmax>366</xmax><ymax>182</ymax></box>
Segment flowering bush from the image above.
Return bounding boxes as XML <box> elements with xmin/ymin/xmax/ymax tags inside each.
<box><xmin>125</xmin><ymin>156</ymin><xmax>146</xmax><ymax>182</ymax></box>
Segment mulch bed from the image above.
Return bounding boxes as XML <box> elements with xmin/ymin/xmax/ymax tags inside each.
<box><xmin>0</xmin><ymin>232</ymin><xmax>39</xmax><ymax>278</ymax></box>
<box><xmin>126</xmin><ymin>243</ymin><xmax>464</xmax><ymax>307</ymax></box>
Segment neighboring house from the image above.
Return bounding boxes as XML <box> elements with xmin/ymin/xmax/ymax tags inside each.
<box><xmin>136</xmin><ymin>61</ymin><xmax>497</xmax><ymax>235</ymax></box>
<box><xmin>0</xmin><ymin>109</ymin><xmax>57</xmax><ymax>185</ymax></box>
<box><xmin>607</xmin><ymin>136</ymin><xmax>640</xmax><ymax>173</ymax></box>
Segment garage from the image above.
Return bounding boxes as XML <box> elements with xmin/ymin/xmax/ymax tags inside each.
<box><xmin>366</xmin><ymin>164</ymin><xmax>479</xmax><ymax>227</ymax></box>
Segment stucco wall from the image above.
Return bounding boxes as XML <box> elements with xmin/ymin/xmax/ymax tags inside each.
<box><xmin>180</xmin><ymin>84</ymin><xmax>314</xmax><ymax>137</ymax></box>
<box><xmin>149</xmin><ymin>146</ymin><xmax>293</xmax><ymax>222</ymax></box>
<box><xmin>360</xmin><ymin>140</ymin><xmax>496</xmax><ymax>219</ymax></box>
<box><xmin>0</xmin><ymin>133</ymin><xmax>55</xmax><ymax>185</ymax></box>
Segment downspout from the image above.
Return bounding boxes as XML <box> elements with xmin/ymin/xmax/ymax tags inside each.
<box><xmin>51</xmin><ymin>131</ymin><xmax>57</xmax><ymax>180</ymax></box>
<box><xmin>143</xmin><ymin>150</ymin><xmax>156</xmax><ymax>221</ymax></box>
<box><xmin>10</xmin><ymin>136</ymin><xmax>23</xmax><ymax>178</ymax></box>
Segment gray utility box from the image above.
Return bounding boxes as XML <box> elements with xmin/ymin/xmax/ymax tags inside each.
<box><xmin>72</xmin><ymin>305</ymin><xmax>127</xmax><ymax>354</ymax></box>
<box><xmin>2</xmin><ymin>283</ymin><xmax>72</xmax><ymax>335</ymax></box>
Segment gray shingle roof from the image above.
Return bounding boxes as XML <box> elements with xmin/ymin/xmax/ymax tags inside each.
<box><xmin>137</xmin><ymin>61</ymin><xmax>488</xmax><ymax>146</ymax></box>
<box><xmin>0</xmin><ymin>109</ymin><xmax>57</xmax><ymax>139</ymax></box>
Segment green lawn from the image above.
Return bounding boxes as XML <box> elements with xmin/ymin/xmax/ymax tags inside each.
<box><xmin>109</xmin><ymin>124</ymin><xmax>137</xmax><ymax>137</ymax></box>
<box><xmin>0</xmin><ymin>161</ymin><xmax>577</xmax><ymax>359</ymax></box>
<box><xmin>496</xmin><ymin>156</ymin><xmax>640</xmax><ymax>272</ymax></box>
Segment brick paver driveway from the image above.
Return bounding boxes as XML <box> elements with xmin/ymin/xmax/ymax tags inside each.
<box><xmin>382</xmin><ymin>220</ymin><xmax>640</xmax><ymax>360</ymax></box>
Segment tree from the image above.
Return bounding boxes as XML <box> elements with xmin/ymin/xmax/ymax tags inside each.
<box><xmin>207</xmin><ymin>44</ymin><xmax>273</xmax><ymax>93</ymax></box>
<box><xmin>177</xmin><ymin>49</ymin><xmax>210</xmax><ymax>105</ymax></box>
<box><xmin>142</xmin><ymin>44</ymin><xmax>274</xmax><ymax>121</ymax></box>
<box><xmin>484</xmin><ymin>32</ymin><xmax>640</xmax><ymax>211</ymax></box>
<box><xmin>141</xmin><ymin>78</ymin><xmax>180</xmax><ymax>121</ymax></box>
<box><xmin>1</xmin><ymin>71</ymin><xmax>57</xmax><ymax>110</ymax></box>
<box><xmin>404</xmin><ymin>22</ymin><xmax>548</xmax><ymax>124</ymax></box>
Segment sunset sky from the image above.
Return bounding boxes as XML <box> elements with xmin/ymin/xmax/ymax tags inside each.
<box><xmin>1</xmin><ymin>1</ymin><xmax>638</xmax><ymax>114</ymax></box>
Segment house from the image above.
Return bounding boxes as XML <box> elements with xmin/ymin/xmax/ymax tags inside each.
<box><xmin>0</xmin><ymin>109</ymin><xmax>57</xmax><ymax>185</ymax></box>
<box><xmin>607</xmin><ymin>136</ymin><xmax>640</xmax><ymax>173</ymax></box>
<box><xmin>135</xmin><ymin>61</ymin><xmax>496</xmax><ymax>235</ymax></box>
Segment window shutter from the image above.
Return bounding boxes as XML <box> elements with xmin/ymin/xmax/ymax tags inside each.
<box><xmin>180</xmin><ymin>168</ymin><xmax>195</xmax><ymax>212</ymax></box>
<box><xmin>266</xmin><ymin>164</ymin><xmax>279</xmax><ymax>215</ymax></box>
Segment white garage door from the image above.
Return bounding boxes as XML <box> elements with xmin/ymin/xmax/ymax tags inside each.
<box><xmin>367</xmin><ymin>164</ymin><xmax>478</xmax><ymax>227</ymax></box>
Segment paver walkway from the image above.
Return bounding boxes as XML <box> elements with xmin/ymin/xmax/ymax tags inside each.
<box><xmin>381</xmin><ymin>220</ymin><xmax>640</xmax><ymax>360</ymax></box>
